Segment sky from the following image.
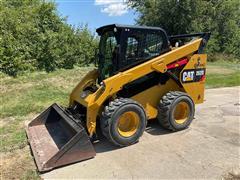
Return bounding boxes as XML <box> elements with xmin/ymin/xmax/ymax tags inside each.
<box><xmin>55</xmin><ymin>0</ymin><xmax>137</xmax><ymax>32</ymax></box>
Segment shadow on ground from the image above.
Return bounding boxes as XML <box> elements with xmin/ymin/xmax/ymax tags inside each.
<box><xmin>145</xmin><ymin>120</ymin><xmax>172</xmax><ymax>136</ymax></box>
<box><xmin>93</xmin><ymin>120</ymin><xmax>171</xmax><ymax>153</ymax></box>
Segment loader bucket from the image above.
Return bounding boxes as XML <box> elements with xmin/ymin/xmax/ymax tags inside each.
<box><xmin>26</xmin><ymin>103</ymin><xmax>96</xmax><ymax>172</ymax></box>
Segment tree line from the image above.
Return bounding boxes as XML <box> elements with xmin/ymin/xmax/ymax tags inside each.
<box><xmin>0</xmin><ymin>0</ymin><xmax>98</xmax><ymax>76</ymax></box>
<box><xmin>129</xmin><ymin>0</ymin><xmax>240</xmax><ymax>59</ymax></box>
<box><xmin>0</xmin><ymin>0</ymin><xmax>239</xmax><ymax>76</ymax></box>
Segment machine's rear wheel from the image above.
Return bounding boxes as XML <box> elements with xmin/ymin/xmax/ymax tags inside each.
<box><xmin>157</xmin><ymin>91</ymin><xmax>195</xmax><ymax>131</ymax></box>
<box><xmin>100</xmin><ymin>98</ymin><xmax>146</xmax><ymax>147</ymax></box>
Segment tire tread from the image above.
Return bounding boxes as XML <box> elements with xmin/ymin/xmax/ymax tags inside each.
<box><xmin>101</xmin><ymin>98</ymin><xmax>145</xmax><ymax>146</ymax></box>
<box><xmin>157</xmin><ymin>91</ymin><xmax>192</xmax><ymax>131</ymax></box>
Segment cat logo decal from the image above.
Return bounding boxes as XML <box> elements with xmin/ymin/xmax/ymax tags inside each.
<box><xmin>181</xmin><ymin>69</ymin><xmax>205</xmax><ymax>83</ymax></box>
<box><xmin>182</xmin><ymin>71</ymin><xmax>195</xmax><ymax>82</ymax></box>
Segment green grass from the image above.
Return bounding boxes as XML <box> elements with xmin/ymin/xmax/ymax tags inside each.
<box><xmin>1</xmin><ymin>121</ymin><xmax>27</xmax><ymax>152</ymax></box>
<box><xmin>1</xmin><ymin>67</ymin><xmax>92</xmax><ymax>105</ymax></box>
<box><xmin>206</xmin><ymin>61</ymin><xmax>240</xmax><ymax>88</ymax></box>
<box><xmin>0</xmin><ymin>62</ymin><xmax>239</xmax><ymax>179</ymax></box>
<box><xmin>1</xmin><ymin>85</ymin><xmax>68</xmax><ymax>118</ymax></box>
<box><xmin>1</xmin><ymin>66</ymin><xmax>94</xmax><ymax>151</ymax></box>
<box><xmin>206</xmin><ymin>72</ymin><xmax>240</xmax><ymax>88</ymax></box>
<box><xmin>0</xmin><ymin>66</ymin><xmax>93</xmax><ymax>179</ymax></box>
<box><xmin>20</xmin><ymin>170</ymin><xmax>39</xmax><ymax>180</ymax></box>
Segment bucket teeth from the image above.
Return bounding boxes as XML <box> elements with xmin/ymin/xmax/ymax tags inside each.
<box><xmin>26</xmin><ymin>103</ymin><xmax>96</xmax><ymax>172</ymax></box>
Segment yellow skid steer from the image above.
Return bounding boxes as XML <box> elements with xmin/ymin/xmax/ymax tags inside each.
<box><xmin>26</xmin><ymin>24</ymin><xmax>210</xmax><ymax>172</ymax></box>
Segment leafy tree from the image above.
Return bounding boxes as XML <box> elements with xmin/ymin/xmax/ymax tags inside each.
<box><xmin>129</xmin><ymin>0</ymin><xmax>240</xmax><ymax>57</ymax></box>
<box><xmin>0</xmin><ymin>0</ymin><xmax>98</xmax><ymax>76</ymax></box>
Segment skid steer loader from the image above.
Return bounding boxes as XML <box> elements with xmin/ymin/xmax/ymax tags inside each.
<box><xmin>26</xmin><ymin>24</ymin><xmax>210</xmax><ymax>172</ymax></box>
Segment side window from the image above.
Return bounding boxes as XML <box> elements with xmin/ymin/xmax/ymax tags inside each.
<box><xmin>145</xmin><ymin>33</ymin><xmax>163</xmax><ymax>57</ymax></box>
<box><xmin>126</xmin><ymin>37</ymin><xmax>138</xmax><ymax>60</ymax></box>
<box><xmin>99</xmin><ymin>31</ymin><xmax>118</xmax><ymax>80</ymax></box>
<box><xmin>105</xmin><ymin>36</ymin><xmax>117</xmax><ymax>61</ymax></box>
<box><xmin>124</xmin><ymin>31</ymin><xmax>164</xmax><ymax>66</ymax></box>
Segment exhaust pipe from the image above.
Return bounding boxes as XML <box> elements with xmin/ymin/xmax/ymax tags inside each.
<box><xmin>26</xmin><ymin>103</ymin><xmax>96</xmax><ymax>172</ymax></box>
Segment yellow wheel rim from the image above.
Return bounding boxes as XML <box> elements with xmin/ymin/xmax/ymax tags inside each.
<box><xmin>117</xmin><ymin>111</ymin><xmax>140</xmax><ymax>137</ymax></box>
<box><xmin>174</xmin><ymin>101</ymin><xmax>190</xmax><ymax>124</ymax></box>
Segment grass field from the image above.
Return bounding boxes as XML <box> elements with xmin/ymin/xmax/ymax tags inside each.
<box><xmin>0</xmin><ymin>61</ymin><xmax>239</xmax><ymax>179</ymax></box>
<box><xmin>206</xmin><ymin>61</ymin><xmax>240</xmax><ymax>88</ymax></box>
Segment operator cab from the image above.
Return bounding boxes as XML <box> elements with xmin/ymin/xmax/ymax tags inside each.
<box><xmin>96</xmin><ymin>24</ymin><xmax>170</xmax><ymax>81</ymax></box>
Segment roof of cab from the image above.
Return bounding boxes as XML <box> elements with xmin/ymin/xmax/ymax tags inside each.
<box><xmin>96</xmin><ymin>24</ymin><xmax>167</xmax><ymax>35</ymax></box>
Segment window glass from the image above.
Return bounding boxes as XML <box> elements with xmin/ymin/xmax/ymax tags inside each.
<box><xmin>125</xmin><ymin>32</ymin><xmax>163</xmax><ymax>65</ymax></box>
<box><xmin>145</xmin><ymin>33</ymin><xmax>163</xmax><ymax>57</ymax></box>
<box><xmin>126</xmin><ymin>37</ymin><xmax>138</xmax><ymax>60</ymax></box>
<box><xmin>99</xmin><ymin>31</ymin><xmax>118</xmax><ymax>80</ymax></box>
<box><xmin>105</xmin><ymin>35</ymin><xmax>117</xmax><ymax>63</ymax></box>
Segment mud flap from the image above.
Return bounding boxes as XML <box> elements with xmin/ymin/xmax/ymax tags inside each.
<box><xmin>26</xmin><ymin>103</ymin><xmax>96</xmax><ymax>172</ymax></box>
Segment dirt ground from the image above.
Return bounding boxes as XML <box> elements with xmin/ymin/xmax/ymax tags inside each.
<box><xmin>1</xmin><ymin>147</ymin><xmax>37</xmax><ymax>179</ymax></box>
<box><xmin>40</xmin><ymin>86</ymin><xmax>240</xmax><ymax>179</ymax></box>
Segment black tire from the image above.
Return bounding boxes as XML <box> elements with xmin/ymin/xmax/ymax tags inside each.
<box><xmin>100</xmin><ymin>98</ymin><xmax>147</xmax><ymax>147</ymax></box>
<box><xmin>157</xmin><ymin>91</ymin><xmax>195</xmax><ymax>131</ymax></box>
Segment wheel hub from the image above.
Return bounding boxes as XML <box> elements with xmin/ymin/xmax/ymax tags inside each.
<box><xmin>174</xmin><ymin>101</ymin><xmax>190</xmax><ymax>124</ymax></box>
<box><xmin>117</xmin><ymin>111</ymin><xmax>140</xmax><ymax>137</ymax></box>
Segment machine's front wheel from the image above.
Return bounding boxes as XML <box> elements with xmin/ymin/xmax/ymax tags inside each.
<box><xmin>100</xmin><ymin>98</ymin><xmax>147</xmax><ymax>147</ymax></box>
<box><xmin>157</xmin><ymin>91</ymin><xmax>195</xmax><ymax>131</ymax></box>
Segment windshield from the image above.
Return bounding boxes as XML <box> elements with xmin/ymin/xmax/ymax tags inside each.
<box><xmin>98</xmin><ymin>30</ymin><xmax>119</xmax><ymax>81</ymax></box>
